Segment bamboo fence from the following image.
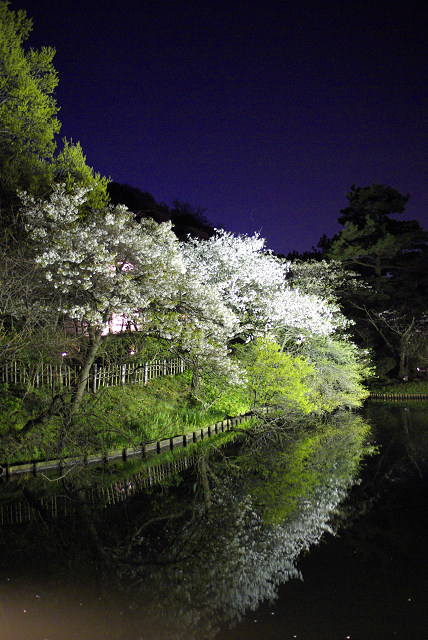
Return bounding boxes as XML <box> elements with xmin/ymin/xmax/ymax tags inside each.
<box><xmin>369</xmin><ymin>392</ymin><xmax>428</xmax><ymax>401</ymax></box>
<box><xmin>0</xmin><ymin>357</ymin><xmax>186</xmax><ymax>391</ymax></box>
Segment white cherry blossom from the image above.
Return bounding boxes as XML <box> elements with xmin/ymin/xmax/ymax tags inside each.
<box><xmin>20</xmin><ymin>184</ymin><xmax>184</xmax><ymax>329</ymax></box>
<box><xmin>181</xmin><ymin>229</ymin><xmax>347</xmax><ymax>340</ymax></box>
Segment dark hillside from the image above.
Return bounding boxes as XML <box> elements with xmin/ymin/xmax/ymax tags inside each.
<box><xmin>107</xmin><ymin>182</ymin><xmax>216</xmax><ymax>241</ymax></box>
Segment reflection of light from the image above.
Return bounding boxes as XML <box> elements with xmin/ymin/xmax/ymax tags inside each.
<box><xmin>61</xmin><ymin>352</ymin><xmax>67</xmax><ymax>357</ymax></box>
<box><xmin>129</xmin><ymin>350</ymin><xmax>135</xmax><ymax>355</ymax></box>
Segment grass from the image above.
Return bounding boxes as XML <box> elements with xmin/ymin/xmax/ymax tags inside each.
<box><xmin>0</xmin><ymin>418</ymin><xmax>257</xmax><ymax>507</ymax></box>
<box><xmin>77</xmin><ymin>370</ymin><xmax>248</xmax><ymax>442</ymax></box>
<box><xmin>371</xmin><ymin>380</ymin><xmax>428</xmax><ymax>394</ymax></box>
<box><xmin>0</xmin><ymin>372</ymin><xmax>252</xmax><ymax>464</ymax></box>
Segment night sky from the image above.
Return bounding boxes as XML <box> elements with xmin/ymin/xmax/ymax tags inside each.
<box><xmin>19</xmin><ymin>0</ymin><xmax>428</xmax><ymax>255</ymax></box>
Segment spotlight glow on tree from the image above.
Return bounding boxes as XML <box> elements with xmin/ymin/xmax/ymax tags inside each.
<box><xmin>20</xmin><ymin>184</ymin><xmax>184</xmax><ymax>412</ymax></box>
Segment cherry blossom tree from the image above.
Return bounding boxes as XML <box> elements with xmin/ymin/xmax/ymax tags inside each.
<box><xmin>181</xmin><ymin>229</ymin><xmax>348</xmax><ymax>341</ymax></box>
<box><xmin>180</xmin><ymin>230</ymin><xmax>372</xmax><ymax>411</ymax></box>
<box><xmin>171</xmin><ymin>274</ymin><xmax>242</xmax><ymax>391</ymax></box>
<box><xmin>19</xmin><ymin>190</ymin><xmax>367</xmax><ymax>419</ymax></box>
<box><xmin>20</xmin><ymin>184</ymin><xmax>184</xmax><ymax>414</ymax></box>
<box><xmin>19</xmin><ymin>186</ymin><xmax>244</xmax><ymax>412</ymax></box>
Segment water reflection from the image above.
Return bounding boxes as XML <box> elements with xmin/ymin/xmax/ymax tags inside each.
<box><xmin>0</xmin><ymin>579</ymin><xmax>152</xmax><ymax>640</ymax></box>
<box><xmin>0</xmin><ymin>411</ymin><xmax>373</xmax><ymax>639</ymax></box>
<box><xmin>216</xmin><ymin>402</ymin><xmax>428</xmax><ymax>640</ymax></box>
<box><xmin>336</xmin><ymin>402</ymin><xmax>428</xmax><ymax>573</ymax></box>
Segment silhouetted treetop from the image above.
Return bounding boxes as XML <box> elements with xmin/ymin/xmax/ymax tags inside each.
<box><xmin>338</xmin><ymin>184</ymin><xmax>409</xmax><ymax>228</ymax></box>
<box><xmin>107</xmin><ymin>182</ymin><xmax>170</xmax><ymax>224</ymax></box>
<box><xmin>107</xmin><ymin>182</ymin><xmax>216</xmax><ymax>241</ymax></box>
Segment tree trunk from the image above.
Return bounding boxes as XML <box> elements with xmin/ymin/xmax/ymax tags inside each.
<box><xmin>198</xmin><ymin>454</ymin><xmax>212</xmax><ymax>511</ymax></box>
<box><xmin>70</xmin><ymin>328</ymin><xmax>103</xmax><ymax>416</ymax></box>
<box><xmin>190</xmin><ymin>358</ymin><xmax>201</xmax><ymax>394</ymax></box>
<box><xmin>398</xmin><ymin>337</ymin><xmax>409</xmax><ymax>380</ymax></box>
<box><xmin>398</xmin><ymin>320</ymin><xmax>415</xmax><ymax>380</ymax></box>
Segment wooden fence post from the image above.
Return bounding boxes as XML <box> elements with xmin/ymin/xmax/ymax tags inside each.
<box><xmin>92</xmin><ymin>363</ymin><xmax>98</xmax><ymax>392</ymax></box>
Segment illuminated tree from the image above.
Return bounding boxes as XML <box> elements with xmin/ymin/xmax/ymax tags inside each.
<box><xmin>235</xmin><ymin>335</ymin><xmax>317</xmax><ymax>411</ymax></box>
<box><xmin>0</xmin><ymin>1</ymin><xmax>60</xmax><ymax>213</ymax></box>
<box><xmin>172</xmin><ymin>272</ymin><xmax>242</xmax><ymax>392</ymax></box>
<box><xmin>20</xmin><ymin>184</ymin><xmax>184</xmax><ymax>414</ymax></box>
<box><xmin>52</xmin><ymin>139</ymin><xmax>110</xmax><ymax>211</ymax></box>
<box><xmin>181</xmin><ymin>229</ymin><xmax>346</xmax><ymax>341</ymax></box>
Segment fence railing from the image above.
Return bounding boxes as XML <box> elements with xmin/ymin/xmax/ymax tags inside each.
<box><xmin>369</xmin><ymin>392</ymin><xmax>428</xmax><ymax>401</ymax></box>
<box><xmin>0</xmin><ymin>410</ymin><xmax>263</xmax><ymax>525</ymax></box>
<box><xmin>0</xmin><ymin>412</ymin><xmax>256</xmax><ymax>481</ymax></box>
<box><xmin>0</xmin><ymin>357</ymin><xmax>186</xmax><ymax>391</ymax></box>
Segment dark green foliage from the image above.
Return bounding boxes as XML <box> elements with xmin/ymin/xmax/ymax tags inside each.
<box><xmin>94</xmin><ymin>334</ymin><xmax>174</xmax><ymax>366</ymax></box>
<box><xmin>107</xmin><ymin>182</ymin><xmax>170</xmax><ymax>224</ymax></box>
<box><xmin>337</xmin><ymin>184</ymin><xmax>409</xmax><ymax>228</ymax></box>
<box><xmin>107</xmin><ymin>182</ymin><xmax>216</xmax><ymax>241</ymax></box>
<box><xmin>0</xmin><ymin>383</ymin><xmax>24</xmax><ymax>433</ymax></box>
<box><xmin>169</xmin><ymin>199</ymin><xmax>216</xmax><ymax>241</ymax></box>
<box><xmin>372</xmin><ymin>380</ymin><xmax>428</xmax><ymax>394</ymax></box>
<box><xmin>321</xmin><ymin>184</ymin><xmax>428</xmax><ymax>381</ymax></box>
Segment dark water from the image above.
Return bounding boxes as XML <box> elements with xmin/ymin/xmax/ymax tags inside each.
<box><xmin>0</xmin><ymin>404</ymin><xmax>427</xmax><ymax>640</ymax></box>
<box><xmin>218</xmin><ymin>403</ymin><xmax>428</xmax><ymax>640</ymax></box>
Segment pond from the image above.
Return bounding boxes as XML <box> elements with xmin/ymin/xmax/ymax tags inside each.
<box><xmin>218</xmin><ymin>403</ymin><xmax>428</xmax><ymax>640</ymax></box>
<box><xmin>0</xmin><ymin>404</ymin><xmax>427</xmax><ymax>640</ymax></box>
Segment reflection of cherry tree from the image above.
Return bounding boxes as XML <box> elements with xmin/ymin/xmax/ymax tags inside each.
<box><xmin>115</xmin><ymin>477</ymin><xmax>352</xmax><ymax>640</ymax></box>
<box><xmin>115</xmin><ymin>413</ymin><xmax>370</xmax><ymax>640</ymax></box>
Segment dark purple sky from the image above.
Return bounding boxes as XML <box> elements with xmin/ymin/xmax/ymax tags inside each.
<box><xmin>20</xmin><ymin>0</ymin><xmax>428</xmax><ymax>254</ymax></box>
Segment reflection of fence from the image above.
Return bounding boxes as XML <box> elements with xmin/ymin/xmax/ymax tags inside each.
<box><xmin>1</xmin><ymin>413</ymin><xmax>253</xmax><ymax>481</ymax></box>
<box><xmin>99</xmin><ymin>454</ymin><xmax>197</xmax><ymax>506</ymax></box>
<box><xmin>0</xmin><ymin>411</ymin><xmax>260</xmax><ymax>525</ymax></box>
<box><xmin>0</xmin><ymin>358</ymin><xmax>186</xmax><ymax>391</ymax></box>
<box><xmin>0</xmin><ymin>455</ymin><xmax>197</xmax><ymax>526</ymax></box>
